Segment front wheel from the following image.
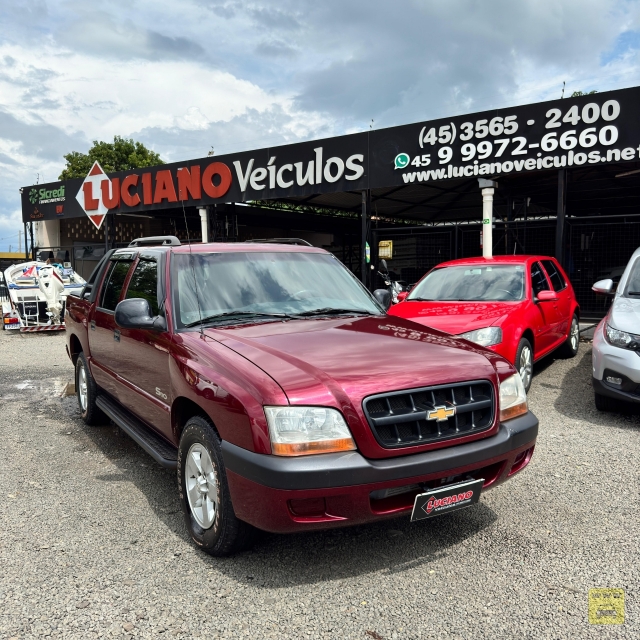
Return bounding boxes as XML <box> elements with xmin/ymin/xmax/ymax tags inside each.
<box><xmin>595</xmin><ymin>393</ymin><xmax>617</xmax><ymax>412</ymax></box>
<box><xmin>515</xmin><ymin>338</ymin><xmax>533</xmax><ymax>393</ymax></box>
<box><xmin>560</xmin><ymin>314</ymin><xmax>580</xmax><ymax>358</ymax></box>
<box><xmin>177</xmin><ymin>416</ymin><xmax>256</xmax><ymax>556</ymax></box>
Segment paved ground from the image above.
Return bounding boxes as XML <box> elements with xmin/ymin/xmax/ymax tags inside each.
<box><xmin>0</xmin><ymin>330</ymin><xmax>637</xmax><ymax>639</ymax></box>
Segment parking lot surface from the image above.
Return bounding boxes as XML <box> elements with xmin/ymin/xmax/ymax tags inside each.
<box><xmin>0</xmin><ymin>330</ymin><xmax>637</xmax><ymax>639</ymax></box>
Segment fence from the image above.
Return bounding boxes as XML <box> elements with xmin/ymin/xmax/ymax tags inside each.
<box><xmin>373</xmin><ymin>216</ymin><xmax>640</xmax><ymax>319</ymax></box>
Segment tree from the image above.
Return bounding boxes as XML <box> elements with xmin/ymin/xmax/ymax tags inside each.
<box><xmin>58</xmin><ymin>136</ymin><xmax>164</xmax><ymax>180</ymax></box>
<box><xmin>570</xmin><ymin>90</ymin><xmax>597</xmax><ymax>97</ymax></box>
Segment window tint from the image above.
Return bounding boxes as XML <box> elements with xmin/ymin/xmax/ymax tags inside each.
<box><xmin>172</xmin><ymin>251</ymin><xmax>379</xmax><ymax>328</ymax></box>
<box><xmin>126</xmin><ymin>259</ymin><xmax>159</xmax><ymax>316</ymax></box>
<box><xmin>530</xmin><ymin>262</ymin><xmax>550</xmax><ymax>297</ymax></box>
<box><xmin>541</xmin><ymin>260</ymin><xmax>566</xmax><ymax>292</ymax></box>
<box><xmin>100</xmin><ymin>261</ymin><xmax>131</xmax><ymax>311</ymax></box>
<box><xmin>408</xmin><ymin>265</ymin><xmax>525</xmax><ymax>301</ymax></box>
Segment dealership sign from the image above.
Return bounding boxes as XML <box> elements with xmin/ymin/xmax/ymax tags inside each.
<box><xmin>22</xmin><ymin>85</ymin><xmax>640</xmax><ymax>222</ymax></box>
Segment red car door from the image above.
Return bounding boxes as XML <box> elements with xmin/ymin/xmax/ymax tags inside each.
<box><xmin>541</xmin><ymin>258</ymin><xmax>572</xmax><ymax>345</ymax></box>
<box><xmin>529</xmin><ymin>261</ymin><xmax>559</xmax><ymax>357</ymax></box>
<box><xmin>114</xmin><ymin>253</ymin><xmax>172</xmax><ymax>439</ymax></box>
<box><xmin>88</xmin><ymin>257</ymin><xmax>134</xmax><ymax>396</ymax></box>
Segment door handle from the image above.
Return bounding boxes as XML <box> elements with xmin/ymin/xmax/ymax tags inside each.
<box><xmin>90</xmin><ymin>320</ymin><xmax>96</xmax><ymax>331</ymax></box>
<box><xmin>114</xmin><ymin>329</ymin><xmax>121</xmax><ymax>343</ymax></box>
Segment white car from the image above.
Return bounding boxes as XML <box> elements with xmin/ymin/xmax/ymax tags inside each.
<box><xmin>592</xmin><ymin>247</ymin><xmax>640</xmax><ymax>411</ymax></box>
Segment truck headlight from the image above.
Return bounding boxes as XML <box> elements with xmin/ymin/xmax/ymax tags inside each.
<box><xmin>499</xmin><ymin>374</ymin><xmax>528</xmax><ymax>421</ymax></box>
<box><xmin>264</xmin><ymin>406</ymin><xmax>357</xmax><ymax>456</ymax></box>
<box><xmin>605</xmin><ymin>324</ymin><xmax>638</xmax><ymax>349</ymax></box>
<box><xmin>459</xmin><ymin>326</ymin><xmax>502</xmax><ymax>347</ymax></box>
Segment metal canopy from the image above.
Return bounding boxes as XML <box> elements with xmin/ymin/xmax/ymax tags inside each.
<box><xmin>264</xmin><ymin>160</ymin><xmax>640</xmax><ymax>225</ymax></box>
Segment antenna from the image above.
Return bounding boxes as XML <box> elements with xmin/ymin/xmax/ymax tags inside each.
<box><xmin>180</xmin><ymin>191</ymin><xmax>205</xmax><ymax>338</ymax></box>
<box><xmin>561</xmin><ymin>81</ymin><xmax>565</xmax><ymax>99</ymax></box>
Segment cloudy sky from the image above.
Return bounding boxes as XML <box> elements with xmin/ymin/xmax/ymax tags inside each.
<box><xmin>1</xmin><ymin>0</ymin><xmax>640</xmax><ymax>250</ymax></box>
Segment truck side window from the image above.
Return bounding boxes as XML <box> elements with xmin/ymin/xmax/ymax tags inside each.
<box><xmin>100</xmin><ymin>261</ymin><xmax>132</xmax><ymax>311</ymax></box>
<box><xmin>125</xmin><ymin>259</ymin><xmax>159</xmax><ymax>316</ymax></box>
<box><xmin>541</xmin><ymin>260</ymin><xmax>566</xmax><ymax>292</ymax></box>
<box><xmin>530</xmin><ymin>262</ymin><xmax>550</xmax><ymax>297</ymax></box>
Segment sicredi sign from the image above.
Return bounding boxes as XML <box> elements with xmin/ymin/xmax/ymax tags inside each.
<box><xmin>21</xmin><ymin>85</ymin><xmax>640</xmax><ymax>222</ymax></box>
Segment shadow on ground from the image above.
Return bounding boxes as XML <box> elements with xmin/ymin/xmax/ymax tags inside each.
<box><xmin>30</xmin><ymin>387</ymin><xmax>501</xmax><ymax>588</ymax></box>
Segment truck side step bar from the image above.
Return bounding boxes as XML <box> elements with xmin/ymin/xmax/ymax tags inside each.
<box><xmin>96</xmin><ymin>395</ymin><xmax>178</xmax><ymax>470</ymax></box>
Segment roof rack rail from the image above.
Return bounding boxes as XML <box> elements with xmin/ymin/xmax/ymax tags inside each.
<box><xmin>129</xmin><ymin>236</ymin><xmax>181</xmax><ymax>248</ymax></box>
<box><xmin>244</xmin><ymin>238</ymin><xmax>313</xmax><ymax>247</ymax></box>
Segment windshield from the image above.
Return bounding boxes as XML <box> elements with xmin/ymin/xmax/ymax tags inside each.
<box><xmin>408</xmin><ymin>265</ymin><xmax>525</xmax><ymax>302</ymax></box>
<box><xmin>624</xmin><ymin>257</ymin><xmax>640</xmax><ymax>297</ymax></box>
<box><xmin>172</xmin><ymin>251</ymin><xmax>381</xmax><ymax>328</ymax></box>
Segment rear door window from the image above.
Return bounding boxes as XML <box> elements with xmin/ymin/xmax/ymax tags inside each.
<box><xmin>125</xmin><ymin>259</ymin><xmax>160</xmax><ymax>316</ymax></box>
<box><xmin>100</xmin><ymin>261</ymin><xmax>132</xmax><ymax>311</ymax></box>
<box><xmin>541</xmin><ymin>260</ymin><xmax>566</xmax><ymax>292</ymax></box>
<box><xmin>530</xmin><ymin>262</ymin><xmax>550</xmax><ymax>297</ymax></box>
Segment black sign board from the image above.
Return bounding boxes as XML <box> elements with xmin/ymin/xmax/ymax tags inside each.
<box><xmin>22</xmin><ymin>86</ymin><xmax>640</xmax><ymax>223</ymax></box>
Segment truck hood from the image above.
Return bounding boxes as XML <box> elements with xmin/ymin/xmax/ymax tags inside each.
<box><xmin>609</xmin><ymin>296</ymin><xmax>640</xmax><ymax>334</ymax></box>
<box><xmin>388</xmin><ymin>301</ymin><xmax>520</xmax><ymax>335</ymax></box>
<box><xmin>205</xmin><ymin>315</ymin><xmax>500</xmax><ymax>406</ymax></box>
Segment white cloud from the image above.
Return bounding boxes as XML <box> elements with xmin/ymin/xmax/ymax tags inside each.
<box><xmin>2</xmin><ymin>0</ymin><xmax>640</xmax><ymax>250</ymax></box>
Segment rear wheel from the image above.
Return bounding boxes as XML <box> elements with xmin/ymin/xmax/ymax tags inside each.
<box><xmin>178</xmin><ymin>415</ymin><xmax>256</xmax><ymax>556</ymax></box>
<box><xmin>560</xmin><ymin>314</ymin><xmax>580</xmax><ymax>358</ymax></box>
<box><xmin>515</xmin><ymin>338</ymin><xmax>533</xmax><ymax>393</ymax></box>
<box><xmin>75</xmin><ymin>352</ymin><xmax>106</xmax><ymax>425</ymax></box>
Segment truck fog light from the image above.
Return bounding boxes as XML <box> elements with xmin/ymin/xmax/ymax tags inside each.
<box><xmin>499</xmin><ymin>374</ymin><xmax>528</xmax><ymax>421</ymax></box>
<box><xmin>605</xmin><ymin>375</ymin><xmax>622</xmax><ymax>386</ymax></box>
<box><xmin>264</xmin><ymin>406</ymin><xmax>357</xmax><ymax>456</ymax></box>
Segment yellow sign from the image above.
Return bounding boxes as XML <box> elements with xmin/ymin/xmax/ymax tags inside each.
<box><xmin>378</xmin><ymin>240</ymin><xmax>393</xmax><ymax>259</ymax></box>
<box><xmin>589</xmin><ymin>588</ymin><xmax>624</xmax><ymax>624</ymax></box>
<box><xmin>427</xmin><ymin>406</ymin><xmax>456</xmax><ymax>422</ymax></box>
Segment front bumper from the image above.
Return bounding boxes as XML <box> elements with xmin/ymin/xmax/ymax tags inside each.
<box><xmin>592</xmin><ymin>320</ymin><xmax>640</xmax><ymax>384</ymax></box>
<box><xmin>223</xmin><ymin>411</ymin><xmax>538</xmax><ymax>533</ymax></box>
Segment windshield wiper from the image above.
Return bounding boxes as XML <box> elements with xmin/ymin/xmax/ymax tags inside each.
<box><xmin>293</xmin><ymin>307</ymin><xmax>378</xmax><ymax>317</ymax></box>
<box><xmin>627</xmin><ymin>291</ymin><xmax>640</xmax><ymax>296</ymax></box>
<box><xmin>184</xmin><ymin>311</ymin><xmax>293</xmax><ymax>328</ymax></box>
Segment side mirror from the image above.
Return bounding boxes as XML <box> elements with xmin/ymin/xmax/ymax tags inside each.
<box><xmin>592</xmin><ymin>278</ymin><xmax>615</xmax><ymax>296</ymax></box>
<box><xmin>397</xmin><ymin>291</ymin><xmax>408</xmax><ymax>302</ymax></box>
<box><xmin>378</xmin><ymin>259</ymin><xmax>389</xmax><ymax>275</ymax></box>
<box><xmin>537</xmin><ymin>290</ymin><xmax>558</xmax><ymax>302</ymax></box>
<box><xmin>115</xmin><ymin>298</ymin><xmax>166</xmax><ymax>331</ymax></box>
<box><xmin>373</xmin><ymin>289</ymin><xmax>392</xmax><ymax>311</ymax></box>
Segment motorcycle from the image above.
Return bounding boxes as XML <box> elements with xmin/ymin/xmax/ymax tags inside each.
<box><xmin>377</xmin><ymin>260</ymin><xmax>406</xmax><ymax>304</ymax></box>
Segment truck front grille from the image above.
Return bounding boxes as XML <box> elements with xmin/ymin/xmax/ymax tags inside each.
<box><xmin>362</xmin><ymin>381</ymin><xmax>494</xmax><ymax>448</ymax></box>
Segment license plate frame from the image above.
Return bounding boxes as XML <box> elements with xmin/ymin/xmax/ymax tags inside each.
<box><xmin>410</xmin><ymin>478</ymin><xmax>484</xmax><ymax>521</ymax></box>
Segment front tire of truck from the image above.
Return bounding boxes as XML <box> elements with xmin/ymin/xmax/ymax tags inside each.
<box><xmin>178</xmin><ymin>415</ymin><xmax>256</xmax><ymax>557</ymax></box>
<box><xmin>76</xmin><ymin>352</ymin><xmax>106</xmax><ymax>426</ymax></box>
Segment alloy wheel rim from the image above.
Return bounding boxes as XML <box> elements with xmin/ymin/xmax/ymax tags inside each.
<box><xmin>78</xmin><ymin>366</ymin><xmax>88</xmax><ymax>411</ymax></box>
<box><xmin>185</xmin><ymin>443</ymin><xmax>218</xmax><ymax>530</ymax></box>
<box><xmin>519</xmin><ymin>346</ymin><xmax>532</xmax><ymax>389</ymax></box>
<box><xmin>570</xmin><ymin>318</ymin><xmax>579</xmax><ymax>351</ymax></box>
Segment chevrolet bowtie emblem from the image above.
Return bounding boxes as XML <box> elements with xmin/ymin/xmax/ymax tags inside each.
<box><xmin>427</xmin><ymin>405</ymin><xmax>456</xmax><ymax>422</ymax></box>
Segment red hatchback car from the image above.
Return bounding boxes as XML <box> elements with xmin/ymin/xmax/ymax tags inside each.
<box><xmin>388</xmin><ymin>256</ymin><xmax>580</xmax><ymax>391</ymax></box>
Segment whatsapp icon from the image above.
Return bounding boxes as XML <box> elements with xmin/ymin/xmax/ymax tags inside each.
<box><xmin>394</xmin><ymin>153</ymin><xmax>410</xmax><ymax>170</ymax></box>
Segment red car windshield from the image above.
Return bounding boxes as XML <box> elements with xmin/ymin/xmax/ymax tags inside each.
<box><xmin>172</xmin><ymin>251</ymin><xmax>381</xmax><ymax>328</ymax></box>
<box><xmin>408</xmin><ymin>265</ymin><xmax>525</xmax><ymax>302</ymax></box>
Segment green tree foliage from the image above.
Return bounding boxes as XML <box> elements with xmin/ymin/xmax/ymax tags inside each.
<box><xmin>570</xmin><ymin>90</ymin><xmax>598</xmax><ymax>97</ymax></box>
<box><xmin>58</xmin><ymin>136</ymin><xmax>164</xmax><ymax>180</ymax></box>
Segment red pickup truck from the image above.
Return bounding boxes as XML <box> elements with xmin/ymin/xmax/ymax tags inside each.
<box><xmin>66</xmin><ymin>236</ymin><xmax>537</xmax><ymax>556</ymax></box>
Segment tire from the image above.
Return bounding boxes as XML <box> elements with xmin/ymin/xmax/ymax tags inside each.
<box><xmin>178</xmin><ymin>415</ymin><xmax>256</xmax><ymax>557</ymax></box>
<box><xmin>593</xmin><ymin>392</ymin><xmax>636</xmax><ymax>414</ymax></box>
<box><xmin>515</xmin><ymin>337</ymin><xmax>533</xmax><ymax>393</ymax></box>
<box><xmin>559</xmin><ymin>314</ymin><xmax>580</xmax><ymax>358</ymax></box>
<box><xmin>75</xmin><ymin>352</ymin><xmax>106</xmax><ymax>426</ymax></box>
